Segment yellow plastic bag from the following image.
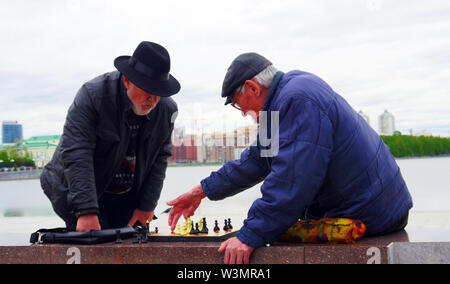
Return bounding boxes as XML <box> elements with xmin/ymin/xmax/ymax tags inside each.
<box><xmin>279</xmin><ymin>218</ymin><xmax>366</xmax><ymax>244</ymax></box>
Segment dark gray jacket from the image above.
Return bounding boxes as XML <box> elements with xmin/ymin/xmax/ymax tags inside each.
<box><xmin>40</xmin><ymin>71</ymin><xmax>177</xmax><ymax>222</ymax></box>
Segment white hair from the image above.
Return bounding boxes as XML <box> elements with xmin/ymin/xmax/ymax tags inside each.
<box><xmin>236</xmin><ymin>65</ymin><xmax>278</xmax><ymax>94</ymax></box>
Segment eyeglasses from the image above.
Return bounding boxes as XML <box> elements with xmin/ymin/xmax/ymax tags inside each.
<box><xmin>231</xmin><ymin>87</ymin><xmax>244</xmax><ymax>110</ymax></box>
<box><xmin>231</xmin><ymin>101</ymin><xmax>242</xmax><ymax>111</ymax></box>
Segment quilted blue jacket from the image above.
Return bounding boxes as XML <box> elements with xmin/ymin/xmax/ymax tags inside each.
<box><xmin>201</xmin><ymin>71</ymin><xmax>413</xmax><ymax>248</ymax></box>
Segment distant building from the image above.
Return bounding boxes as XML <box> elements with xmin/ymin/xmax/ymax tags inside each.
<box><xmin>414</xmin><ymin>130</ymin><xmax>432</xmax><ymax>137</ymax></box>
<box><xmin>200</xmin><ymin>132</ymin><xmax>235</xmax><ymax>163</ymax></box>
<box><xmin>378</xmin><ymin>110</ymin><xmax>396</xmax><ymax>135</ymax></box>
<box><xmin>2</xmin><ymin>121</ymin><xmax>23</xmax><ymax>145</ymax></box>
<box><xmin>18</xmin><ymin>135</ymin><xmax>61</xmax><ymax>167</ymax></box>
<box><xmin>169</xmin><ymin>128</ymin><xmax>198</xmax><ymax>163</ymax></box>
<box><xmin>170</xmin><ymin>124</ymin><xmax>258</xmax><ymax>163</ymax></box>
<box><xmin>358</xmin><ymin>110</ymin><xmax>370</xmax><ymax>125</ymax></box>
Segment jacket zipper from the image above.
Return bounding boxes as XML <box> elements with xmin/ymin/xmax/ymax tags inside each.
<box><xmin>101</xmin><ymin>113</ymin><xmax>131</xmax><ymax>195</ymax></box>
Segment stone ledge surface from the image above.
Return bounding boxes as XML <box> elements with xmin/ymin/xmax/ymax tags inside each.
<box><xmin>388</xmin><ymin>242</ymin><xmax>450</xmax><ymax>264</ymax></box>
<box><xmin>0</xmin><ymin>231</ymin><xmax>410</xmax><ymax>264</ymax></box>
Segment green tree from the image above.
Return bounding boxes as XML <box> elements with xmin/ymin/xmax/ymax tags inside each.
<box><xmin>381</xmin><ymin>134</ymin><xmax>450</xmax><ymax>158</ymax></box>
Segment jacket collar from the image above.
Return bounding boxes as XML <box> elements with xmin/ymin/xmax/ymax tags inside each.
<box><xmin>262</xmin><ymin>71</ymin><xmax>284</xmax><ymax>112</ymax></box>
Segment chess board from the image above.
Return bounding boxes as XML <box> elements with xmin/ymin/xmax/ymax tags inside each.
<box><xmin>146</xmin><ymin>230</ymin><xmax>239</xmax><ymax>242</ymax></box>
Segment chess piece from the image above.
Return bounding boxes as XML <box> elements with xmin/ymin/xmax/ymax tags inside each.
<box><xmin>155</xmin><ymin>227</ymin><xmax>158</xmax><ymax>234</ymax></box>
<box><xmin>198</xmin><ymin>218</ymin><xmax>204</xmax><ymax>231</ymax></box>
<box><xmin>145</xmin><ymin>221</ymin><xmax>150</xmax><ymax>236</ymax></box>
<box><xmin>115</xmin><ymin>230</ymin><xmax>122</xmax><ymax>244</ymax></box>
<box><xmin>223</xmin><ymin>219</ymin><xmax>229</xmax><ymax>231</ymax></box>
<box><xmin>182</xmin><ymin>224</ymin><xmax>189</xmax><ymax>235</ymax></box>
<box><xmin>200</xmin><ymin>217</ymin><xmax>209</xmax><ymax>234</ymax></box>
<box><xmin>189</xmin><ymin>220</ymin><xmax>196</xmax><ymax>235</ymax></box>
<box><xmin>227</xmin><ymin>218</ymin><xmax>233</xmax><ymax>231</ymax></box>
<box><xmin>213</xmin><ymin>220</ymin><xmax>220</xmax><ymax>233</ymax></box>
<box><xmin>146</xmin><ymin>220</ymin><xmax>150</xmax><ymax>230</ymax></box>
<box><xmin>182</xmin><ymin>217</ymin><xmax>192</xmax><ymax>235</ymax></box>
<box><xmin>193</xmin><ymin>222</ymin><xmax>200</xmax><ymax>234</ymax></box>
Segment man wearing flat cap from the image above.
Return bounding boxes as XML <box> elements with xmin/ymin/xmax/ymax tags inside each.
<box><xmin>168</xmin><ymin>53</ymin><xmax>413</xmax><ymax>264</ymax></box>
<box><xmin>41</xmin><ymin>41</ymin><xmax>180</xmax><ymax>231</ymax></box>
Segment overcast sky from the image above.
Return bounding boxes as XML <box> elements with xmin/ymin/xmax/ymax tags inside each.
<box><xmin>1</xmin><ymin>0</ymin><xmax>450</xmax><ymax>140</ymax></box>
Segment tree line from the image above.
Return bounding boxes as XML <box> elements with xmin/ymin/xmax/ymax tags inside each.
<box><xmin>381</xmin><ymin>133</ymin><xmax>450</xmax><ymax>158</ymax></box>
<box><xmin>0</xmin><ymin>134</ymin><xmax>449</xmax><ymax>169</ymax></box>
<box><xmin>0</xmin><ymin>146</ymin><xmax>35</xmax><ymax>169</ymax></box>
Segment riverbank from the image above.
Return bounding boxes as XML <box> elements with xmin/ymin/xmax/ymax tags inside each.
<box><xmin>0</xmin><ymin>170</ymin><xmax>41</xmax><ymax>181</ymax></box>
<box><xmin>2</xmin><ymin>155</ymin><xmax>449</xmax><ymax>182</ymax></box>
<box><xmin>395</xmin><ymin>154</ymin><xmax>450</xmax><ymax>160</ymax></box>
<box><xmin>0</xmin><ymin>163</ymin><xmax>225</xmax><ymax>181</ymax></box>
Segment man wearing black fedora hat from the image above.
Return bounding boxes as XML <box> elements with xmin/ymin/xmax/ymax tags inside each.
<box><xmin>41</xmin><ymin>41</ymin><xmax>181</xmax><ymax>232</ymax></box>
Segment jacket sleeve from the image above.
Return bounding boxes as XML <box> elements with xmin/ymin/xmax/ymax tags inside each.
<box><xmin>137</xmin><ymin>122</ymin><xmax>174</xmax><ymax>212</ymax></box>
<box><xmin>200</xmin><ymin>142</ymin><xmax>271</xmax><ymax>201</ymax></box>
<box><xmin>61</xmin><ymin>85</ymin><xmax>99</xmax><ymax>215</ymax></box>
<box><xmin>237</xmin><ymin>98</ymin><xmax>333</xmax><ymax>248</ymax></box>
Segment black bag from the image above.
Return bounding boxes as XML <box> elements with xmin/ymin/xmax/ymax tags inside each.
<box><xmin>30</xmin><ymin>226</ymin><xmax>136</xmax><ymax>245</ymax></box>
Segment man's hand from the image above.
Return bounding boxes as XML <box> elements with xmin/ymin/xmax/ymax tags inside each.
<box><xmin>76</xmin><ymin>214</ymin><xmax>101</xmax><ymax>232</ymax></box>
<box><xmin>128</xmin><ymin>209</ymin><xmax>154</xmax><ymax>227</ymax></box>
<box><xmin>166</xmin><ymin>184</ymin><xmax>207</xmax><ymax>232</ymax></box>
<box><xmin>218</xmin><ymin>237</ymin><xmax>255</xmax><ymax>264</ymax></box>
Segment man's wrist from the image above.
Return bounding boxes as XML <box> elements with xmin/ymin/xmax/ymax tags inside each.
<box><xmin>193</xmin><ymin>184</ymin><xmax>207</xmax><ymax>199</ymax></box>
<box><xmin>75</xmin><ymin>209</ymin><xmax>100</xmax><ymax>219</ymax></box>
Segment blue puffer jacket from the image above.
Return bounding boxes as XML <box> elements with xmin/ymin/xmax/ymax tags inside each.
<box><xmin>201</xmin><ymin>71</ymin><xmax>413</xmax><ymax>248</ymax></box>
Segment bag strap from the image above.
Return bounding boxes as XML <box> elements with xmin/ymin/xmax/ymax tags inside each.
<box><xmin>30</xmin><ymin>228</ymin><xmax>72</xmax><ymax>244</ymax></box>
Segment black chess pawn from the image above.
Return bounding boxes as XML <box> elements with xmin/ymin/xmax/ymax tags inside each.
<box><xmin>155</xmin><ymin>227</ymin><xmax>158</xmax><ymax>234</ymax></box>
<box><xmin>145</xmin><ymin>222</ymin><xmax>150</xmax><ymax>236</ymax></box>
<box><xmin>227</xmin><ymin>218</ymin><xmax>233</xmax><ymax>231</ymax></box>
<box><xmin>115</xmin><ymin>230</ymin><xmax>123</xmax><ymax>244</ymax></box>
<box><xmin>193</xmin><ymin>222</ymin><xmax>200</xmax><ymax>234</ymax></box>
<box><xmin>200</xmin><ymin>217</ymin><xmax>209</xmax><ymax>234</ymax></box>
<box><xmin>223</xmin><ymin>219</ymin><xmax>229</xmax><ymax>231</ymax></box>
<box><xmin>189</xmin><ymin>221</ymin><xmax>196</xmax><ymax>235</ymax></box>
<box><xmin>213</xmin><ymin>220</ymin><xmax>220</xmax><ymax>233</ymax></box>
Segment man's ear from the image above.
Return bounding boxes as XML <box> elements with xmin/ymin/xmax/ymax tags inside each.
<box><xmin>245</xmin><ymin>80</ymin><xmax>261</xmax><ymax>97</ymax></box>
<box><xmin>122</xmin><ymin>75</ymin><xmax>130</xmax><ymax>89</ymax></box>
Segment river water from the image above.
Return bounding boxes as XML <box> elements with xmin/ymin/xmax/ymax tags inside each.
<box><xmin>0</xmin><ymin>157</ymin><xmax>449</xmax><ymax>245</ymax></box>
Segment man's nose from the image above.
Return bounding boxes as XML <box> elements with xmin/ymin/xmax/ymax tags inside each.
<box><xmin>147</xmin><ymin>95</ymin><xmax>159</xmax><ymax>103</ymax></box>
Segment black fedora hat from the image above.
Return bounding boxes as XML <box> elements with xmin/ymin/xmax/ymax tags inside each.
<box><xmin>114</xmin><ymin>41</ymin><xmax>180</xmax><ymax>97</ymax></box>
